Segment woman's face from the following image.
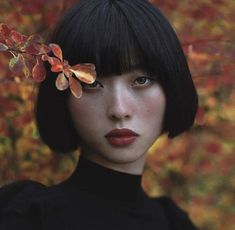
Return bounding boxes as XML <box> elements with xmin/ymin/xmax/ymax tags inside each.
<box><xmin>69</xmin><ymin>69</ymin><xmax>166</xmax><ymax>174</ymax></box>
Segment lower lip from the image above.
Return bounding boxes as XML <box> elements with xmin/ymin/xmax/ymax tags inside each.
<box><xmin>105</xmin><ymin>136</ymin><xmax>137</xmax><ymax>147</ymax></box>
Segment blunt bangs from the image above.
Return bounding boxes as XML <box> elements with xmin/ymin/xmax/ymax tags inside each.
<box><xmin>51</xmin><ymin>0</ymin><xmax>160</xmax><ymax>77</ymax></box>
<box><xmin>36</xmin><ymin>0</ymin><xmax>198</xmax><ymax>153</ymax></box>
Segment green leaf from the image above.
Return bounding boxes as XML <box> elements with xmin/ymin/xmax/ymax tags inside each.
<box><xmin>9</xmin><ymin>54</ymin><xmax>30</xmax><ymax>78</ymax></box>
<box><xmin>0</xmin><ymin>42</ymin><xmax>8</xmax><ymax>51</ymax></box>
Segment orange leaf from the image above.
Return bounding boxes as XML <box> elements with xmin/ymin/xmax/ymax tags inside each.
<box><xmin>32</xmin><ymin>57</ymin><xmax>46</xmax><ymax>82</ymax></box>
<box><xmin>51</xmin><ymin>64</ymin><xmax>63</xmax><ymax>72</ymax></box>
<box><xmin>42</xmin><ymin>54</ymin><xmax>62</xmax><ymax>72</ymax></box>
<box><xmin>55</xmin><ymin>72</ymin><xmax>69</xmax><ymax>90</ymax></box>
<box><xmin>69</xmin><ymin>76</ymin><xmax>82</xmax><ymax>98</ymax></box>
<box><xmin>70</xmin><ymin>63</ymin><xmax>96</xmax><ymax>84</ymax></box>
<box><xmin>49</xmin><ymin>43</ymin><xmax>63</xmax><ymax>61</ymax></box>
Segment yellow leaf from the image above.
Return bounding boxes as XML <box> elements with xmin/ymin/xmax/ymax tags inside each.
<box><xmin>55</xmin><ymin>72</ymin><xmax>69</xmax><ymax>90</ymax></box>
<box><xmin>70</xmin><ymin>63</ymin><xmax>96</xmax><ymax>84</ymax></box>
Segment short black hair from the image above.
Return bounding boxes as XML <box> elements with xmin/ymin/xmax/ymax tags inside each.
<box><xmin>35</xmin><ymin>0</ymin><xmax>198</xmax><ymax>153</ymax></box>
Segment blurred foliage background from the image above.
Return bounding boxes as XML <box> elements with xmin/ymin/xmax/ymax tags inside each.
<box><xmin>0</xmin><ymin>0</ymin><xmax>234</xmax><ymax>229</ymax></box>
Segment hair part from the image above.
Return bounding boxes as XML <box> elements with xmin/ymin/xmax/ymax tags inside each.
<box><xmin>36</xmin><ymin>0</ymin><xmax>198</xmax><ymax>153</ymax></box>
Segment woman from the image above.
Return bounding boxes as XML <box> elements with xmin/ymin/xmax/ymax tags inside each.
<box><xmin>0</xmin><ymin>0</ymin><xmax>198</xmax><ymax>229</ymax></box>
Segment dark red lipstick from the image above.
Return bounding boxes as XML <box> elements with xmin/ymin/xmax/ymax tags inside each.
<box><xmin>105</xmin><ymin>128</ymin><xmax>139</xmax><ymax>147</ymax></box>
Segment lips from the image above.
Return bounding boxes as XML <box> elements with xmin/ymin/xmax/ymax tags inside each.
<box><xmin>105</xmin><ymin>128</ymin><xmax>139</xmax><ymax>147</ymax></box>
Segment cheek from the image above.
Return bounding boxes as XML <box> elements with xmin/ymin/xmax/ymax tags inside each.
<box><xmin>138</xmin><ymin>90</ymin><xmax>166</xmax><ymax>124</ymax></box>
<box><xmin>69</xmin><ymin>97</ymin><xmax>98</xmax><ymax>132</ymax></box>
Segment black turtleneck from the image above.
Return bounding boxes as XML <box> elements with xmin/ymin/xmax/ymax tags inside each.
<box><xmin>0</xmin><ymin>156</ymin><xmax>198</xmax><ymax>230</ymax></box>
<box><xmin>55</xmin><ymin>155</ymin><xmax>169</xmax><ymax>230</ymax></box>
<box><xmin>68</xmin><ymin>156</ymin><xmax>144</xmax><ymax>207</ymax></box>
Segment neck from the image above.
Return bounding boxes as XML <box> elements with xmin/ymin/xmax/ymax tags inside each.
<box><xmin>68</xmin><ymin>155</ymin><xmax>145</xmax><ymax>208</ymax></box>
<box><xmin>80</xmin><ymin>149</ymin><xmax>147</xmax><ymax>175</ymax></box>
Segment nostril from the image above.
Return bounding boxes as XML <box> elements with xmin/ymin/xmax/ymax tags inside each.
<box><xmin>110</xmin><ymin>113</ymin><xmax>130</xmax><ymax>121</ymax></box>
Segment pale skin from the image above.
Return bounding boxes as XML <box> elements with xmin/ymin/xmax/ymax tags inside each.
<box><xmin>68</xmin><ymin>69</ymin><xmax>166</xmax><ymax>175</ymax></box>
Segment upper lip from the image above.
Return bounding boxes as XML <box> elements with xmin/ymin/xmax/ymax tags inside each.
<box><xmin>105</xmin><ymin>128</ymin><xmax>139</xmax><ymax>137</ymax></box>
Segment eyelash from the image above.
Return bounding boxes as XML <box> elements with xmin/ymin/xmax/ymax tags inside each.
<box><xmin>81</xmin><ymin>76</ymin><xmax>154</xmax><ymax>90</ymax></box>
<box><xmin>81</xmin><ymin>80</ymin><xmax>103</xmax><ymax>90</ymax></box>
<box><xmin>133</xmin><ymin>76</ymin><xmax>154</xmax><ymax>87</ymax></box>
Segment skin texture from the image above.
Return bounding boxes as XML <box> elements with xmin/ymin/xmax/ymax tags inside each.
<box><xmin>68</xmin><ymin>70</ymin><xmax>166</xmax><ymax>175</ymax></box>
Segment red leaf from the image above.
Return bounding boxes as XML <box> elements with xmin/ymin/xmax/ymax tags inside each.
<box><xmin>205</xmin><ymin>142</ymin><xmax>221</xmax><ymax>154</ymax></box>
<box><xmin>25</xmin><ymin>34</ymin><xmax>42</xmax><ymax>47</ymax></box>
<box><xmin>10</xmin><ymin>30</ymin><xmax>27</xmax><ymax>44</ymax></box>
<box><xmin>49</xmin><ymin>43</ymin><xmax>63</xmax><ymax>61</ymax></box>
<box><xmin>32</xmin><ymin>57</ymin><xmax>46</xmax><ymax>82</ymax></box>
<box><xmin>0</xmin><ymin>24</ymin><xmax>11</xmax><ymax>41</ymax></box>
<box><xmin>24</xmin><ymin>45</ymin><xmax>39</xmax><ymax>55</ymax></box>
<box><xmin>5</xmin><ymin>38</ymin><xmax>15</xmax><ymax>48</ymax></box>
<box><xmin>23</xmin><ymin>34</ymin><xmax>43</xmax><ymax>54</ymax></box>
<box><xmin>34</xmin><ymin>44</ymin><xmax>51</xmax><ymax>55</ymax></box>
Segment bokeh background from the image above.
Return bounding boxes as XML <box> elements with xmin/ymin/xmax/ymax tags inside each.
<box><xmin>0</xmin><ymin>0</ymin><xmax>234</xmax><ymax>229</ymax></box>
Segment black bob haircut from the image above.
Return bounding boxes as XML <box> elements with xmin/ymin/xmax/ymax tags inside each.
<box><xmin>36</xmin><ymin>0</ymin><xmax>198</xmax><ymax>153</ymax></box>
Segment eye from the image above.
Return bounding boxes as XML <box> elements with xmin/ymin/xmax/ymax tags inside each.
<box><xmin>133</xmin><ymin>76</ymin><xmax>153</xmax><ymax>87</ymax></box>
<box><xmin>81</xmin><ymin>80</ymin><xmax>103</xmax><ymax>90</ymax></box>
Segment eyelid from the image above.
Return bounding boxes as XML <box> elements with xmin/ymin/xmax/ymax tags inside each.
<box><xmin>132</xmin><ymin>76</ymin><xmax>155</xmax><ymax>86</ymax></box>
<box><xmin>81</xmin><ymin>80</ymin><xmax>103</xmax><ymax>89</ymax></box>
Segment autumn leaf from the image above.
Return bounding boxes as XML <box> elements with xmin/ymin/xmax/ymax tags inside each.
<box><xmin>69</xmin><ymin>75</ymin><xmax>83</xmax><ymax>98</ymax></box>
<box><xmin>0</xmin><ymin>2</ymin><xmax>234</xmax><ymax>230</ymax></box>
<box><xmin>34</xmin><ymin>43</ymin><xmax>51</xmax><ymax>55</ymax></box>
<box><xmin>49</xmin><ymin>43</ymin><xmax>63</xmax><ymax>61</ymax></box>
<box><xmin>32</xmin><ymin>56</ymin><xmax>46</xmax><ymax>82</ymax></box>
<box><xmin>70</xmin><ymin>63</ymin><xmax>96</xmax><ymax>84</ymax></box>
<box><xmin>23</xmin><ymin>35</ymin><xmax>43</xmax><ymax>54</ymax></box>
<box><xmin>55</xmin><ymin>72</ymin><xmax>69</xmax><ymax>90</ymax></box>
<box><xmin>42</xmin><ymin>47</ymin><xmax>96</xmax><ymax>98</ymax></box>
<box><xmin>0</xmin><ymin>42</ymin><xmax>8</xmax><ymax>51</ymax></box>
<box><xmin>0</xmin><ymin>23</ymin><xmax>11</xmax><ymax>41</ymax></box>
<box><xmin>42</xmin><ymin>54</ymin><xmax>63</xmax><ymax>72</ymax></box>
<box><xmin>10</xmin><ymin>30</ymin><xmax>27</xmax><ymax>45</ymax></box>
<box><xmin>9</xmin><ymin>54</ymin><xmax>30</xmax><ymax>78</ymax></box>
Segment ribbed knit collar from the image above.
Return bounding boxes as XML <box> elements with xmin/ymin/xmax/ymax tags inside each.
<box><xmin>67</xmin><ymin>155</ymin><xmax>145</xmax><ymax>209</ymax></box>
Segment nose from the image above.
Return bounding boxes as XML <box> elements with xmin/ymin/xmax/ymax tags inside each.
<box><xmin>106</xmin><ymin>87</ymin><xmax>132</xmax><ymax>121</ymax></box>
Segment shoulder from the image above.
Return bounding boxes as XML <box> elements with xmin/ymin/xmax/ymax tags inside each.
<box><xmin>0</xmin><ymin>180</ymin><xmax>46</xmax><ymax>229</ymax></box>
<box><xmin>154</xmin><ymin>196</ymin><xmax>198</xmax><ymax>230</ymax></box>
<box><xmin>0</xmin><ymin>180</ymin><xmax>46</xmax><ymax>212</ymax></box>
<box><xmin>0</xmin><ymin>180</ymin><xmax>75</xmax><ymax>229</ymax></box>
